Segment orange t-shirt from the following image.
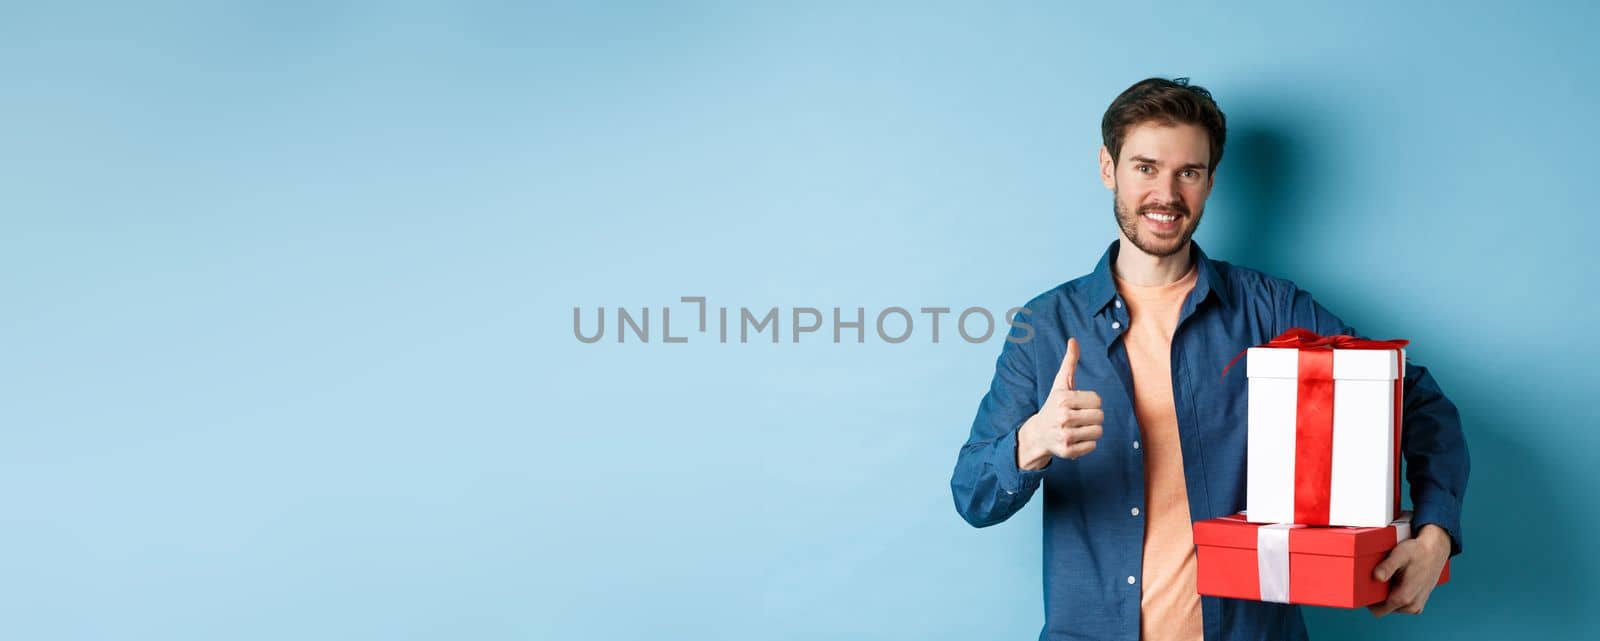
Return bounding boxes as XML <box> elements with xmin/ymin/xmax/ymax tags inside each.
<box><xmin>1114</xmin><ymin>262</ymin><xmax>1204</xmax><ymax>641</ymax></box>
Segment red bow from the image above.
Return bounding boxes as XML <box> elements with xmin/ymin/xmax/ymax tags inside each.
<box><xmin>1221</xmin><ymin>328</ymin><xmax>1409</xmax><ymax>381</ymax></box>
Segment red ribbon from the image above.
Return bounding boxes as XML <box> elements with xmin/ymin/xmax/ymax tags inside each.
<box><xmin>1225</xmin><ymin>328</ymin><xmax>1409</xmax><ymax>525</ymax></box>
<box><xmin>1294</xmin><ymin>349</ymin><xmax>1336</xmax><ymax>524</ymax></box>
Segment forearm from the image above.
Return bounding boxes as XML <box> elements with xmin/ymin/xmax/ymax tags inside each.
<box><xmin>952</xmin><ymin>318</ymin><xmax>1048</xmax><ymax>527</ymax></box>
<box><xmin>1403</xmin><ymin>363</ymin><xmax>1470</xmax><ymax>556</ymax></box>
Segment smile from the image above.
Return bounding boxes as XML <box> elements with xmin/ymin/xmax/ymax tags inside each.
<box><xmin>1143</xmin><ymin>212</ymin><xmax>1179</xmax><ymax>223</ymax></box>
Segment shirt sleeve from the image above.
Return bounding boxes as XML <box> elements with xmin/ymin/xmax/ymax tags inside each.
<box><xmin>1280</xmin><ymin>284</ymin><xmax>1470</xmax><ymax>556</ymax></box>
<box><xmin>950</xmin><ymin>309</ymin><xmax>1048</xmax><ymax>528</ymax></box>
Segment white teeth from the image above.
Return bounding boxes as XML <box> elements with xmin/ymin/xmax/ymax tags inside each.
<box><xmin>1144</xmin><ymin>213</ymin><xmax>1176</xmax><ymax>223</ymax></box>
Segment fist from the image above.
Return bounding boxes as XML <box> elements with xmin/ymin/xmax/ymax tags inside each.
<box><xmin>1018</xmin><ymin>337</ymin><xmax>1104</xmax><ymax>470</ymax></box>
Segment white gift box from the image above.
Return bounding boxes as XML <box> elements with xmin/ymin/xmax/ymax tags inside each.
<box><xmin>1245</xmin><ymin>345</ymin><xmax>1405</xmax><ymax>527</ymax></box>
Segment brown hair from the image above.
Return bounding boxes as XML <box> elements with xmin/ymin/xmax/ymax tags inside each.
<box><xmin>1101</xmin><ymin>77</ymin><xmax>1227</xmax><ymax>171</ymax></box>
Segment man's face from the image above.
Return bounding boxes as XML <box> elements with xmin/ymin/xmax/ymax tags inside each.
<box><xmin>1098</xmin><ymin>121</ymin><xmax>1215</xmax><ymax>258</ymax></box>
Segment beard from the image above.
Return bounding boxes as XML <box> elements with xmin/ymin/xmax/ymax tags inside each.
<box><xmin>1112</xmin><ymin>187</ymin><xmax>1204</xmax><ymax>258</ymax></box>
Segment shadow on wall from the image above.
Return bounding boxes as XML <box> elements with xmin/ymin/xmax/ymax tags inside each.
<box><xmin>1305</xmin><ymin>369</ymin><xmax>1583</xmax><ymax>638</ymax></box>
<box><xmin>1204</xmin><ymin>99</ymin><xmax>1585</xmax><ymax>637</ymax></box>
<box><xmin>1202</xmin><ymin>120</ymin><xmax>1311</xmax><ymax>278</ymax></box>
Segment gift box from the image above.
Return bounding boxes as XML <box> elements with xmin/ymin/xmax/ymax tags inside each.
<box><xmin>1242</xmin><ymin>329</ymin><xmax>1409</xmax><ymax>527</ymax></box>
<box><xmin>1194</xmin><ymin>512</ymin><xmax>1450</xmax><ymax>608</ymax></box>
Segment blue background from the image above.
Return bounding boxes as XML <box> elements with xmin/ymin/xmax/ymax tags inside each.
<box><xmin>5</xmin><ymin>2</ymin><xmax>1596</xmax><ymax>639</ymax></box>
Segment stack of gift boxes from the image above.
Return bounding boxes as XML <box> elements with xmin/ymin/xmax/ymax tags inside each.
<box><xmin>1192</xmin><ymin>329</ymin><xmax>1450</xmax><ymax>608</ymax></box>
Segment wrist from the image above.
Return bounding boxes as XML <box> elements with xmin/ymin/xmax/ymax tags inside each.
<box><xmin>1416</xmin><ymin>524</ymin><xmax>1452</xmax><ymax>558</ymax></box>
<box><xmin>1016</xmin><ymin>417</ymin><xmax>1052</xmax><ymax>471</ymax></box>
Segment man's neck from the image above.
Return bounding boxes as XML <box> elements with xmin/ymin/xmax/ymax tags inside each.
<box><xmin>1113</xmin><ymin>235</ymin><xmax>1194</xmax><ymax>287</ymax></box>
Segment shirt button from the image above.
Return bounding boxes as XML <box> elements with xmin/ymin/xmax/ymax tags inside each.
<box><xmin>1115</xmin><ymin>299</ymin><xmax>1123</xmax><ymax>308</ymax></box>
<box><xmin>1133</xmin><ymin>440</ymin><xmax>1140</xmax><ymax>449</ymax></box>
<box><xmin>1111</xmin><ymin>321</ymin><xmax>1122</xmax><ymax>330</ymax></box>
<box><xmin>1131</xmin><ymin>507</ymin><xmax>1140</xmax><ymax>516</ymax></box>
<box><xmin>1127</xmin><ymin>576</ymin><xmax>1137</xmax><ymax>585</ymax></box>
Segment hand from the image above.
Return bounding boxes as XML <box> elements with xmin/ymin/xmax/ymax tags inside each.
<box><xmin>1367</xmin><ymin>524</ymin><xmax>1452</xmax><ymax>617</ymax></box>
<box><xmin>1017</xmin><ymin>337</ymin><xmax>1103</xmax><ymax>470</ymax></box>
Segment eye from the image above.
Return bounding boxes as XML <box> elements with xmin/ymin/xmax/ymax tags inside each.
<box><xmin>1137</xmin><ymin>165</ymin><xmax>1154</xmax><ymax>174</ymax></box>
<box><xmin>1181</xmin><ymin>169</ymin><xmax>1198</xmax><ymax>179</ymax></box>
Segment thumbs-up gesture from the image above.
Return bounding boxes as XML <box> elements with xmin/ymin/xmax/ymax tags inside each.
<box><xmin>1017</xmin><ymin>337</ymin><xmax>1104</xmax><ymax>470</ymax></box>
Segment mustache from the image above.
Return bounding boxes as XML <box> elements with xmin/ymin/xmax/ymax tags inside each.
<box><xmin>1139</xmin><ymin>201</ymin><xmax>1191</xmax><ymax>217</ymax></box>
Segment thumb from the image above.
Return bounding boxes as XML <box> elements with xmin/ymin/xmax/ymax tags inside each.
<box><xmin>1373</xmin><ymin>546</ymin><xmax>1409</xmax><ymax>582</ymax></box>
<box><xmin>1053</xmin><ymin>337</ymin><xmax>1080</xmax><ymax>391</ymax></box>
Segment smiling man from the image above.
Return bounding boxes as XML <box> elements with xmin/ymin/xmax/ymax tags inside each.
<box><xmin>949</xmin><ymin>78</ymin><xmax>1468</xmax><ymax>641</ymax></box>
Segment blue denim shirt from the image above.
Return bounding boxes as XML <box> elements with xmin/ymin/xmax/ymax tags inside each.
<box><xmin>950</xmin><ymin>240</ymin><xmax>1468</xmax><ymax>641</ymax></box>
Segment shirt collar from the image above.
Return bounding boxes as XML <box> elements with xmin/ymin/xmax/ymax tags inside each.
<box><xmin>1085</xmin><ymin>239</ymin><xmax>1231</xmax><ymax>314</ymax></box>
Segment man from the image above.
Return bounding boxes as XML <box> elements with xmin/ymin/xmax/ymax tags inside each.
<box><xmin>949</xmin><ymin>77</ymin><xmax>1468</xmax><ymax>641</ymax></box>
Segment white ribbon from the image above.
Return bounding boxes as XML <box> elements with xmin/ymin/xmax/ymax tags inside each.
<box><xmin>1253</xmin><ymin>514</ymin><xmax>1414</xmax><ymax>604</ymax></box>
<box><xmin>1256</xmin><ymin>523</ymin><xmax>1301</xmax><ymax>603</ymax></box>
<box><xmin>1393</xmin><ymin>515</ymin><xmax>1412</xmax><ymax>544</ymax></box>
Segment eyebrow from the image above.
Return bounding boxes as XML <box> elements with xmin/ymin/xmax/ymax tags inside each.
<box><xmin>1129</xmin><ymin>155</ymin><xmax>1209</xmax><ymax>172</ymax></box>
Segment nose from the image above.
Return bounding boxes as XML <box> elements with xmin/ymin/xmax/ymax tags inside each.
<box><xmin>1151</xmin><ymin>174</ymin><xmax>1180</xmax><ymax>205</ymax></box>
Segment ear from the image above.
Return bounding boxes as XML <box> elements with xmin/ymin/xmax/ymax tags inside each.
<box><xmin>1098</xmin><ymin>145</ymin><xmax>1116</xmax><ymax>191</ymax></box>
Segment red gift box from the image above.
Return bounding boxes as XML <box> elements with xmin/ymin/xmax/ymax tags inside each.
<box><xmin>1194</xmin><ymin>512</ymin><xmax>1450</xmax><ymax>608</ymax></box>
